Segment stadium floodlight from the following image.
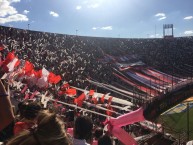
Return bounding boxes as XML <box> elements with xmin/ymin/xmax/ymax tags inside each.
<box><xmin>163</xmin><ymin>24</ymin><xmax>174</xmax><ymax>38</ymax></box>
<box><xmin>28</xmin><ymin>24</ymin><xmax>30</xmax><ymax>30</ymax></box>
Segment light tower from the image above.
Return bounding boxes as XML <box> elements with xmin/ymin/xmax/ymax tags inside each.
<box><xmin>163</xmin><ymin>24</ymin><xmax>174</xmax><ymax>39</ymax></box>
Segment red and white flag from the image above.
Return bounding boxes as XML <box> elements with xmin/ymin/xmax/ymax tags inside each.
<box><xmin>36</xmin><ymin>68</ymin><xmax>49</xmax><ymax>88</ymax></box>
<box><xmin>7</xmin><ymin>57</ymin><xmax>20</xmax><ymax>72</ymax></box>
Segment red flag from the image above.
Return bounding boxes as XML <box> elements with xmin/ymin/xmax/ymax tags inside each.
<box><xmin>65</xmin><ymin>88</ymin><xmax>77</xmax><ymax>96</ymax></box>
<box><xmin>108</xmin><ymin>96</ymin><xmax>113</xmax><ymax>104</ymax></box>
<box><xmin>74</xmin><ymin>93</ymin><xmax>85</xmax><ymax>107</ymax></box>
<box><xmin>74</xmin><ymin>98</ymin><xmax>78</xmax><ymax>106</ymax></box>
<box><xmin>53</xmin><ymin>75</ymin><xmax>62</xmax><ymax>84</ymax></box>
<box><xmin>3</xmin><ymin>52</ymin><xmax>15</xmax><ymax>65</ymax></box>
<box><xmin>61</xmin><ymin>83</ymin><xmax>70</xmax><ymax>91</ymax></box>
<box><xmin>89</xmin><ymin>90</ymin><xmax>95</xmax><ymax>96</ymax></box>
<box><xmin>34</xmin><ymin>70</ymin><xmax>42</xmax><ymax>78</ymax></box>
<box><xmin>24</xmin><ymin>61</ymin><xmax>34</xmax><ymax>75</ymax></box>
<box><xmin>101</xmin><ymin>95</ymin><xmax>105</xmax><ymax>103</ymax></box>
<box><xmin>48</xmin><ymin>72</ymin><xmax>62</xmax><ymax>84</ymax></box>
<box><xmin>15</xmin><ymin>59</ymin><xmax>20</xmax><ymax>68</ymax></box>
<box><xmin>48</xmin><ymin>72</ymin><xmax>55</xmax><ymax>84</ymax></box>
<box><xmin>106</xmin><ymin>105</ymin><xmax>113</xmax><ymax>116</ymax></box>
<box><xmin>1</xmin><ymin>52</ymin><xmax>16</xmax><ymax>72</ymax></box>
<box><xmin>2</xmin><ymin>54</ymin><xmax>20</xmax><ymax>72</ymax></box>
<box><xmin>92</xmin><ymin>97</ymin><xmax>98</xmax><ymax>105</ymax></box>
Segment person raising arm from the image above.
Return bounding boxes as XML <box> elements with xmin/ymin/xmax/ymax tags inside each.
<box><xmin>0</xmin><ymin>80</ymin><xmax>15</xmax><ymax>141</ymax></box>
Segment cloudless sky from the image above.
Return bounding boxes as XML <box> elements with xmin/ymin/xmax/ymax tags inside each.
<box><xmin>0</xmin><ymin>0</ymin><xmax>193</xmax><ymax>38</ymax></box>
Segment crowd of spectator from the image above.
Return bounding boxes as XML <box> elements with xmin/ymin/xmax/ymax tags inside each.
<box><xmin>1</xmin><ymin>25</ymin><xmax>193</xmax><ymax>144</ymax></box>
<box><xmin>1</xmin><ymin>26</ymin><xmax>193</xmax><ymax>92</ymax></box>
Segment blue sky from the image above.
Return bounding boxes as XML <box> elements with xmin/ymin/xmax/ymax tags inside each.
<box><xmin>0</xmin><ymin>0</ymin><xmax>193</xmax><ymax>38</ymax></box>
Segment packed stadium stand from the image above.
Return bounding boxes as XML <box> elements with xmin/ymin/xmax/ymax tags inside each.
<box><xmin>0</xmin><ymin>25</ymin><xmax>193</xmax><ymax>145</ymax></box>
